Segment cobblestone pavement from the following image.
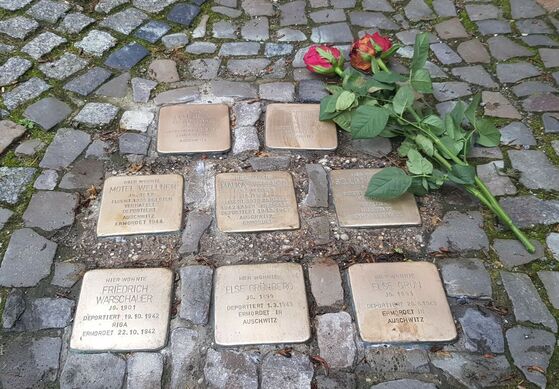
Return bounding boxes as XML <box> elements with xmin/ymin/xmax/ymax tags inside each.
<box><xmin>2</xmin><ymin>0</ymin><xmax>559</xmax><ymax>388</ymax></box>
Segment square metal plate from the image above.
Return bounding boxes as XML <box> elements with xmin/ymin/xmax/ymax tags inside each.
<box><xmin>265</xmin><ymin>104</ymin><xmax>337</xmax><ymax>150</ymax></box>
<box><xmin>70</xmin><ymin>268</ymin><xmax>174</xmax><ymax>352</ymax></box>
<box><xmin>215</xmin><ymin>171</ymin><xmax>300</xmax><ymax>232</ymax></box>
<box><xmin>157</xmin><ymin>103</ymin><xmax>230</xmax><ymax>154</ymax></box>
<box><xmin>214</xmin><ymin>263</ymin><xmax>311</xmax><ymax>346</ymax></box>
<box><xmin>348</xmin><ymin>262</ymin><xmax>457</xmax><ymax>343</ymax></box>
<box><xmin>330</xmin><ymin>169</ymin><xmax>421</xmax><ymax>227</ymax></box>
<box><xmin>96</xmin><ymin>174</ymin><xmax>183</xmax><ymax>237</ymax></box>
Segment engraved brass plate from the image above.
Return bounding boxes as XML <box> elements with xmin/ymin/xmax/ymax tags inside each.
<box><xmin>97</xmin><ymin>174</ymin><xmax>183</xmax><ymax>237</ymax></box>
<box><xmin>348</xmin><ymin>262</ymin><xmax>457</xmax><ymax>343</ymax></box>
<box><xmin>157</xmin><ymin>103</ymin><xmax>230</xmax><ymax>154</ymax></box>
<box><xmin>265</xmin><ymin>104</ymin><xmax>337</xmax><ymax>150</ymax></box>
<box><xmin>330</xmin><ymin>169</ymin><xmax>421</xmax><ymax>227</ymax></box>
<box><xmin>214</xmin><ymin>263</ymin><xmax>311</xmax><ymax>346</ymax></box>
<box><xmin>215</xmin><ymin>171</ymin><xmax>300</xmax><ymax>232</ymax></box>
<box><xmin>70</xmin><ymin>268</ymin><xmax>173</xmax><ymax>351</ymax></box>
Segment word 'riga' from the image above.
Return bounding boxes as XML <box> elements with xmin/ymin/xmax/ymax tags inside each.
<box><xmin>70</xmin><ymin>263</ymin><xmax>455</xmax><ymax>350</ymax></box>
<box><xmin>70</xmin><ymin>268</ymin><xmax>173</xmax><ymax>352</ymax></box>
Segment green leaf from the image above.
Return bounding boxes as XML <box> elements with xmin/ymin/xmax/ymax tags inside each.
<box><xmin>332</xmin><ymin>111</ymin><xmax>352</xmax><ymax>132</ymax></box>
<box><xmin>350</xmin><ymin>105</ymin><xmax>390</xmax><ymax>139</ymax></box>
<box><xmin>321</xmin><ymin>94</ymin><xmax>338</xmax><ymax>113</ymax></box>
<box><xmin>335</xmin><ymin>91</ymin><xmax>356</xmax><ymax>111</ymax></box>
<box><xmin>374</xmin><ymin>71</ymin><xmax>406</xmax><ymax>84</ymax></box>
<box><xmin>439</xmin><ymin>135</ymin><xmax>463</xmax><ymax>157</ymax></box>
<box><xmin>428</xmin><ymin>169</ymin><xmax>447</xmax><ymax>188</ymax></box>
<box><xmin>365</xmin><ymin>167</ymin><xmax>412</xmax><ymax>200</ymax></box>
<box><xmin>410</xmin><ymin>33</ymin><xmax>430</xmax><ymax>72</ymax></box>
<box><xmin>464</xmin><ymin>94</ymin><xmax>481</xmax><ymax>126</ymax></box>
<box><xmin>408</xmin><ymin>177</ymin><xmax>429</xmax><ymax>195</ymax></box>
<box><xmin>393</xmin><ymin>85</ymin><xmax>415</xmax><ymax>115</ymax></box>
<box><xmin>444</xmin><ymin>114</ymin><xmax>456</xmax><ymax>139</ymax></box>
<box><xmin>411</xmin><ymin>68</ymin><xmax>433</xmax><ymax>93</ymax></box>
<box><xmin>423</xmin><ymin>115</ymin><xmax>443</xmax><ymax>128</ymax></box>
<box><xmin>415</xmin><ymin>133</ymin><xmax>434</xmax><ymax>156</ymax></box>
<box><xmin>422</xmin><ymin>114</ymin><xmax>444</xmax><ymax>135</ymax></box>
<box><xmin>445</xmin><ymin>114</ymin><xmax>467</xmax><ymax>142</ymax></box>
<box><xmin>367</xmin><ymin>80</ymin><xmax>394</xmax><ymax>93</ymax></box>
<box><xmin>407</xmin><ymin>149</ymin><xmax>433</xmax><ymax>175</ymax></box>
<box><xmin>448</xmin><ymin>165</ymin><xmax>475</xmax><ymax>185</ymax></box>
<box><xmin>379</xmin><ymin>127</ymin><xmax>400</xmax><ymax>138</ymax></box>
<box><xmin>343</xmin><ymin>68</ymin><xmax>393</xmax><ymax>95</ymax></box>
<box><xmin>326</xmin><ymin>85</ymin><xmax>344</xmax><ymax>95</ymax></box>
<box><xmin>475</xmin><ymin>118</ymin><xmax>501</xmax><ymax>147</ymax></box>
<box><xmin>342</xmin><ymin>68</ymin><xmax>370</xmax><ymax>95</ymax></box>
<box><xmin>398</xmin><ymin>139</ymin><xmax>416</xmax><ymax>157</ymax></box>
<box><xmin>450</xmin><ymin>101</ymin><xmax>466</xmax><ymax>126</ymax></box>
<box><xmin>319</xmin><ymin>95</ymin><xmax>340</xmax><ymax>120</ymax></box>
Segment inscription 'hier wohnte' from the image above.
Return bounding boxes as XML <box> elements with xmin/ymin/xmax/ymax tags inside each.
<box><xmin>214</xmin><ymin>263</ymin><xmax>310</xmax><ymax>345</ymax></box>
<box><xmin>330</xmin><ymin>169</ymin><xmax>421</xmax><ymax>228</ymax></box>
<box><xmin>215</xmin><ymin>172</ymin><xmax>300</xmax><ymax>232</ymax></box>
<box><xmin>348</xmin><ymin>262</ymin><xmax>456</xmax><ymax>343</ymax></box>
<box><xmin>70</xmin><ymin>268</ymin><xmax>173</xmax><ymax>352</ymax></box>
<box><xmin>96</xmin><ymin>174</ymin><xmax>183</xmax><ymax>237</ymax></box>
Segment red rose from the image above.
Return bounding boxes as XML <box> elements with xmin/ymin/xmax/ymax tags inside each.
<box><xmin>303</xmin><ymin>45</ymin><xmax>344</xmax><ymax>76</ymax></box>
<box><xmin>350</xmin><ymin>35</ymin><xmax>377</xmax><ymax>72</ymax></box>
<box><xmin>350</xmin><ymin>33</ymin><xmax>394</xmax><ymax>72</ymax></box>
<box><xmin>371</xmin><ymin>32</ymin><xmax>392</xmax><ymax>53</ymax></box>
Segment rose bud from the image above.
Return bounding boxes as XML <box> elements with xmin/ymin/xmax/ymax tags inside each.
<box><xmin>303</xmin><ymin>45</ymin><xmax>344</xmax><ymax>76</ymax></box>
<box><xmin>351</xmin><ymin>33</ymin><xmax>396</xmax><ymax>72</ymax></box>
<box><xmin>370</xmin><ymin>32</ymin><xmax>392</xmax><ymax>53</ymax></box>
<box><xmin>350</xmin><ymin>35</ymin><xmax>377</xmax><ymax>72</ymax></box>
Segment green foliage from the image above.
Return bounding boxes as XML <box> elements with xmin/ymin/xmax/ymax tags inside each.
<box><xmin>475</xmin><ymin>118</ymin><xmax>500</xmax><ymax>147</ymax></box>
<box><xmin>16</xmin><ymin>118</ymin><xmax>36</xmax><ymax>130</ymax></box>
<box><xmin>406</xmin><ymin>149</ymin><xmax>433</xmax><ymax>175</ymax></box>
<box><xmin>365</xmin><ymin>167</ymin><xmax>412</xmax><ymax>200</ymax></box>
<box><xmin>314</xmin><ymin>33</ymin><xmax>540</xmax><ymax>254</ymax></box>
<box><xmin>392</xmin><ymin>85</ymin><xmax>415</xmax><ymax>115</ymax></box>
<box><xmin>410</xmin><ymin>68</ymin><xmax>432</xmax><ymax>93</ymax></box>
<box><xmin>335</xmin><ymin>91</ymin><xmax>356</xmax><ymax>111</ymax></box>
<box><xmin>410</xmin><ymin>33</ymin><xmax>430</xmax><ymax>73</ymax></box>
<box><xmin>448</xmin><ymin>165</ymin><xmax>476</xmax><ymax>185</ymax></box>
<box><xmin>351</xmin><ymin>105</ymin><xmax>389</xmax><ymax>138</ymax></box>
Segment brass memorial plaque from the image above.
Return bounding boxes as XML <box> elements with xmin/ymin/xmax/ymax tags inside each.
<box><xmin>330</xmin><ymin>169</ymin><xmax>421</xmax><ymax>227</ymax></box>
<box><xmin>157</xmin><ymin>103</ymin><xmax>230</xmax><ymax>154</ymax></box>
<box><xmin>70</xmin><ymin>268</ymin><xmax>173</xmax><ymax>351</ymax></box>
<box><xmin>96</xmin><ymin>174</ymin><xmax>183</xmax><ymax>237</ymax></box>
<box><xmin>214</xmin><ymin>263</ymin><xmax>311</xmax><ymax>346</ymax></box>
<box><xmin>265</xmin><ymin>104</ymin><xmax>337</xmax><ymax>150</ymax></box>
<box><xmin>348</xmin><ymin>262</ymin><xmax>456</xmax><ymax>343</ymax></box>
<box><xmin>215</xmin><ymin>171</ymin><xmax>300</xmax><ymax>232</ymax></box>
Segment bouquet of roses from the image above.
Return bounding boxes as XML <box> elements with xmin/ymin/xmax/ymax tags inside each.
<box><xmin>304</xmin><ymin>32</ymin><xmax>535</xmax><ymax>253</ymax></box>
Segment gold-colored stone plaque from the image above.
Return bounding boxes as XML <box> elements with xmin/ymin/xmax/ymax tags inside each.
<box><xmin>330</xmin><ymin>169</ymin><xmax>421</xmax><ymax>227</ymax></box>
<box><xmin>348</xmin><ymin>262</ymin><xmax>457</xmax><ymax>343</ymax></box>
<box><xmin>157</xmin><ymin>103</ymin><xmax>230</xmax><ymax>154</ymax></box>
<box><xmin>97</xmin><ymin>174</ymin><xmax>183</xmax><ymax>237</ymax></box>
<box><xmin>265</xmin><ymin>104</ymin><xmax>337</xmax><ymax>150</ymax></box>
<box><xmin>215</xmin><ymin>171</ymin><xmax>300</xmax><ymax>232</ymax></box>
<box><xmin>70</xmin><ymin>268</ymin><xmax>173</xmax><ymax>352</ymax></box>
<box><xmin>214</xmin><ymin>263</ymin><xmax>311</xmax><ymax>346</ymax></box>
